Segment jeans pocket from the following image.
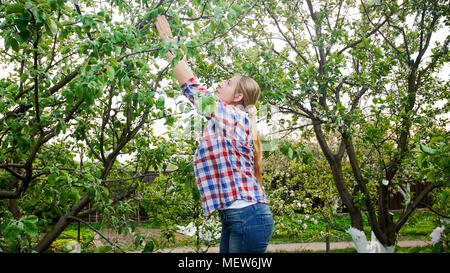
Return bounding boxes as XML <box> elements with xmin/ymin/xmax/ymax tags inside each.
<box><xmin>263</xmin><ymin>214</ymin><xmax>274</xmax><ymax>242</ymax></box>
<box><xmin>224</xmin><ymin>209</ymin><xmax>243</xmax><ymax>225</ymax></box>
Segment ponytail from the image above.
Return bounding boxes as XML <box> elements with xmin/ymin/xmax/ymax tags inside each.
<box><xmin>235</xmin><ymin>75</ymin><xmax>263</xmax><ymax>187</ymax></box>
<box><xmin>246</xmin><ymin>105</ymin><xmax>263</xmax><ymax>186</ymax></box>
<box><xmin>253</xmin><ymin>133</ymin><xmax>263</xmax><ymax>186</ymax></box>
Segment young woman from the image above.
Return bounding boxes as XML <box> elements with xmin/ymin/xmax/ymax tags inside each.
<box><xmin>155</xmin><ymin>15</ymin><xmax>273</xmax><ymax>253</ymax></box>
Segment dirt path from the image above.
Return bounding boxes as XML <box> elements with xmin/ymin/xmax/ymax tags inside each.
<box><xmin>159</xmin><ymin>240</ymin><xmax>431</xmax><ymax>253</ymax></box>
<box><xmin>92</xmin><ymin>228</ymin><xmax>431</xmax><ymax>253</ymax></box>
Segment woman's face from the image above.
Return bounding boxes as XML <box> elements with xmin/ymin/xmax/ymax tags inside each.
<box><xmin>216</xmin><ymin>75</ymin><xmax>243</xmax><ymax>105</ymax></box>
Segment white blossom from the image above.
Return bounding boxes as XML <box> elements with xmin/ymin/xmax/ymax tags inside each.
<box><xmin>430</xmin><ymin>226</ymin><xmax>445</xmax><ymax>245</ymax></box>
<box><xmin>64</xmin><ymin>240</ymin><xmax>81</xmax><ymax>253</ymax></box>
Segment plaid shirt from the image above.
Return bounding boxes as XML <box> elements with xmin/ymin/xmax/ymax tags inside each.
<box><xmin>181</xmin><ymin>77</ymin><xmax>268</xmax><ymax>216</ymax></box>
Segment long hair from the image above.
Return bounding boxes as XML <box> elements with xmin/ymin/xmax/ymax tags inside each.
<box><xmin>234</xmin><ymin>75</ymin><xmax>263</xmax><ymax>186</ymax></box>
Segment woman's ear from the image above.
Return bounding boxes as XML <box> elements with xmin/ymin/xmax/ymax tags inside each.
<box><xmin>232</xmin><ymin>92</ymin><xmax>244</xmax><ymax>103</ymax></box>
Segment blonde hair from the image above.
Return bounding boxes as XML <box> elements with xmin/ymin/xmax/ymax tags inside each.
<box><xmin>234</xmin><ymin>75</ymin><xmax>263</xmax><ymax>186</ymax></box>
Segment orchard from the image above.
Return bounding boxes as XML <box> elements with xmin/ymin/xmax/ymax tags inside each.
<box><xmin>0</xmin><ymin>0</ymin><xmax>448</xmax><ymax>253</ymax></box>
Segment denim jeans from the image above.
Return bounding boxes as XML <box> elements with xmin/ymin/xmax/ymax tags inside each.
<box><xmin>218</xmin><ymin>203</ymin><xmax>274</xmax><ymax>253</ymax></box>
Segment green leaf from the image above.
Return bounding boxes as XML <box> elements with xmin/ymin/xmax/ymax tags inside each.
<box><xmin>95</xmin><ymin>189</ymin><xmax>101</xmax><ymax>202</ymax></box>
<box><xmin>60</xmin><ymin>190</ymin><xmax>70</xmax><ymax>204</ymax></box>
<box><xmin>112</xmin><ymin>31</ymin><xmax>123</xmax><ymax>43</ymax></box>
<box><xmin>231</xmin><ymin>4</ymin><xmax>242</xmax><ymax>15</ymax></box>
<box><xmin>6</xmin><ymin>83</ymin><xmax>19</xmax><ymax>93</ymax></box>
<box><xmin>159</xmin><ymin>40</ymin><xmax>173</xmax><ymax>58</ymax></box>
<box><xmin>122</xmin><ymin>76</ymin><xmax>131</xmax><ymax>89</ymax></box>
<box><xmin>20</xmin><ymin>73</ymin><xmax>28</xmax><ymax>83</ymax></box>
<box><xmin>10</xmin><ymin>37</ymin><xmax>19</xmax><ymax>52</ymax></box>
<box><xmin>48</xmin><ymin>173</ymin><xmax>58</xmax><ymax>184</ymax></box>
<box><xmin>19</xmin><ymin>29</ymin><xmax>31</xmax><ymax>41</ymax></box>
<box><xmin>23</xmin><ymin>218</ymin><xmax>38</xmax><ymax>237</ymax></box>
<box><xmin>4</xmin><ymin>225</ymin><xmax>21</xmax><ymax>242</ymax></box>
<box><xmin>106</xmin><ymin>66</ymin><xmax>115</xmax><ymax>80</ymax></box>
<box><xmin>134</xmin><ymin>233</ymin><xmax>142</xmax><ymax>247</ymax></box>
<box><xmin>302</xmin><ymin>149</ymin><xmax>313</xmax><ymax>164</ymax></box>
<box><xmin>142</xmin><ymin>240</ymin><xmax>154</xmax><ymax>253</ymax></box>
<box><xmin>213</xmin><ymin>7</ymin><xmax>223</xmax><ymax>22</ymax></box>
<box><xmin>417</xmin><ymin>153</ymin><xmax>425</xmax><ymax>168</ymax></box>
<box><xmin>433</xmin><ymin>242</ymin><xmax>443</xmax><ymax>253</ymax></box>
<box><xmin>287</xmin><ymin>147</ymin><xmax>293</xmax><ymax>159</ymax></box>
<box><xmin>71</xmin><ymin>188</ymin><xmax>81</xmax><ymax>202</ymax></box>
<box><xmin>111</xmin><ymin>215</ymin><xmax>118</xmax><ymax>226</ymax></box>
<box><xmin>7</xmin><ymin>4</ymin><xmax>25</xmax><ymax>14</ymax></box>
<box><xmin>156</xmin><ymin>96</ymin><xmax>165</xmax><ymax>110</ymax></box>
<box><xmin>420</xmin><ymin>144</ymin><xmax>436</xmax><ymax>155</ymax></box>
<box><xmin>197</xmin><ymin>94</ymin><xmax>217</xmax><ymax>115</ymax></box>
<box><xmin>23</xmin><ymin>215</ymin><xmax>38</xmax><ymax>224</ymax></box>
<box><xmin>45</xmin><ymin>17</ymin><xmax>57</xmax><ymax>35</ymax></box>
<box><xmin>165</xmin><ymin>116</ymin><xmax>175</xmax><ymax>126</ymax></box>
<box><xmin>429</xmin><ymin>136</ymin><xmax>444</xmax><ymax>145</ymax></box>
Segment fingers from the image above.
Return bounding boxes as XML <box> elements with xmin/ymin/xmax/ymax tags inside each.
<box><xmin>155</xmin><ymin>15</ymin><xmax>164</xmax><ymax>37</ymax></box>
<box><xmin>155</xmin><ymin>15</ymin><xmax>172</xmax><ymax>39</ymax></box>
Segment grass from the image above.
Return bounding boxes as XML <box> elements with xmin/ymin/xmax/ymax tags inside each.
<box><xmin>54</xmin><ymin>210</ymin><xmax>441</xmax><ymax>252</ymax></box>
<box><xmin>49</xmin><ymin>224</ymin><xmax>97</xmax><ymax>252</ymax></box>
<box><xmin>270</xmin><ymin>245</ymin><xmax>450</xmax><ymax>253</ymax></box>
<box><xmin>269</xmin><ymin>209</ymin><xmax>437</xmax><ymax>244</ymax></box>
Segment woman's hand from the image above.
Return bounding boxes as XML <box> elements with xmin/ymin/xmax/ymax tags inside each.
<box><xmin>155</xmin><ymin>14</ymin><xmax>194</xmax><ymax>86</ymax></box>
<box><xmin>155</xmin><ymin>15</ymin><xmax>173</xmax><ymax>41</ymax></box>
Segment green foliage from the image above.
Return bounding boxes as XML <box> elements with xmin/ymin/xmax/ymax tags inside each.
<box><xmin>49</xmin><ymin>225</ymin><xmax>94</xmax><ymax>253</ymax></box>
<box><xmin>1</xmin><ymin>0</ymin><xmax>448</xmax><ymax>253</ymax></box>
<box><xmin>0</xmin><ymin>215</ymin><xmax>39</xmax><ymax>252</ymax></box>
<box><xmin>1</xmin><ymin>0</ymin><xmax>255</xmax><ymax>252</ymax></box>
<box><xmin>138</xmin><ymin>161</ymin><xmax>222</xmax><ymax>252</ymax></box>
<box><xmin>417</xmin><ymin>131</ymin><xmax>450</xmax><ymax>184</ymax></box>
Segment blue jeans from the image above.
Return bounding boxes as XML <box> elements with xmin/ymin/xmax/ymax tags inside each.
<box><xmin>218</xmin><ymin>203</ymin><xmax>274</xmax><ymax>253</ymax></box>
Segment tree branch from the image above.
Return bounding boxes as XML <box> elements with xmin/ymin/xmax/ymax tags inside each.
<box><xmin>342</xmin><ymin>131</ymin><xmax>387</xmax><ymax>243</ymax></box>
<box><xmin>33</xmin><ymin>28</ymin><xmax>43</xmax><ymax>135</ymax></box>
<box><xmin>264</xmin><ymin>1</ymin><xmax>309</xmax><ymax>64</ymax></box>
<box><xmin>65</xmin><ymin>216</ymin><xmax>125</xmax><ymax>253</ymax></box>
<box><xmin>420</xmin><ymin>202</ymin><xmax>450</xmax><ymax>219</ymax></box>
<box><xmin>395</xmin><ymin>182</ymin><xmax>444</xmax><ymax>232</ymax></box>
<box><xmin>81</xmin><ymin>125</ymin><xmax>102</xmax><ymax>162</ymax></box>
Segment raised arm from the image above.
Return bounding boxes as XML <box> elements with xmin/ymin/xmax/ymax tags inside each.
<box><xmin>155</xmin><ymin>15</ymin><xmax>194</xmax><ymax>86</ymax></box>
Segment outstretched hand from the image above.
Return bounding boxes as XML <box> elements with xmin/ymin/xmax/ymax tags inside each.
<box><xmin>155</xmin><ymin>14</ymin><xmax>193</xmax><ymax>86</ymax></box>
<box><xmin>155</xmin><ymin>15</ymin><xmax>173</xmax><ymax>41</ymax></box>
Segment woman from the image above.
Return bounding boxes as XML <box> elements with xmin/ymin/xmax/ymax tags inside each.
<box><xmin>155</xmin><ymin>15</ymin><xmax>273</xmax><ymax>253</ymax></box>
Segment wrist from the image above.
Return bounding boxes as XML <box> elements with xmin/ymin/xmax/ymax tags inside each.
<box><xmin>166</xmin><ymin>50</ymin><xmax>175</xmax><ymax>62</ymax></box>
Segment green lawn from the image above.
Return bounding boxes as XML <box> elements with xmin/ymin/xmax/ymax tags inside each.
<box><xmin>53</xmin><ymin>210</ymin><xmax>442</xmax><ymax>252</ymax></box>
<box><xmin>270</xmin><ymin>209</ymin><xmax>437</xmax><ymax>244</ymax></box>
<box><xmin>270</xmin><ymin>245</ymin><xmax>448</xmax><ymax>253</ymax></box>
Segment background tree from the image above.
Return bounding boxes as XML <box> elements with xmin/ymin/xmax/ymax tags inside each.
<box><xmin>225</xmin><ymin>0</ymin><xmax>449</xmax><ymax>252</ymax></box>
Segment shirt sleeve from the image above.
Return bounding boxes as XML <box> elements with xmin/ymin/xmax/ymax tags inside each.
<box><xmin>181</xmin><ymin>78</ymin><xmax>243</xmax><ymax>136</ymax></box>
<box><xmin>181</xmin><ymin>77</ymin><xmax>236</xmax><ymax>123</ymax></box>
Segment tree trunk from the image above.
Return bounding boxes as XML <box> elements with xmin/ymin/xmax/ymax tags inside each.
<box><xmin>34</xmin><ymin>195</ymin><xmax>90</xmax><ymax>252</ymax></box>
<box><xmin>347</xmin><ymin>227</ymin><xmax>395</xmax><ymax>253</ymax></box>
<box><xmin>312</xmin><ymin>123</ymin><xmax>364</xmax><ymax>231</ymax></box>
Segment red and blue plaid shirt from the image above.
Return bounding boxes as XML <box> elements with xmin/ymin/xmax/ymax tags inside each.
<box><xmin>181</xmin><ymin>77</ymin><xmax>268</xmax><ymax>216</ymax></box>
